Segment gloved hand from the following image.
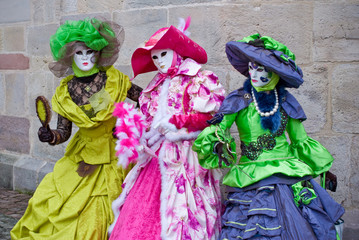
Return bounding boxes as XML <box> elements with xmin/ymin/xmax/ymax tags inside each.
<box><xmin>153</xmin><ymin>116</ymin><xmax>177</xmax><ymax>136</ymax></box>
<box><xmin>323</xmin><ymin>171</ymin><xmax>338</xmax><ymax>192</ymax></box>
<box><xmin>76</xmin><ymin>161</ymin><xmax>98</xmax><ymax>177</ymax></box>
<box><xmin>214</xmin><ymin>142</ymin><xmax>233</xmax><ymax>168</ymax></box>
<box><xmin>38</xmin><ymin>125</ymin><xmax>54</xmax><ymax>143</ymax></box>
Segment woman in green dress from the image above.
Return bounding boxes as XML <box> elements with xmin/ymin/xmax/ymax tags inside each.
<box><xmin>193</xmin><ymin>34</ymin><xmax>344</xmax><ymax>240</ymax></box>
<box><xmin>11</xmin><ymin>18</ymin><xmax>142</xmax><ymax>240</ymax></box>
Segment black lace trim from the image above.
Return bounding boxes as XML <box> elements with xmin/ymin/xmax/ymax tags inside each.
<box><xmin>67</xmin><ymin>72</ymin><xmax>107</xmax><ymax>106</ymax></box>
<box><xmin>240</xmin><ymin>109</ymin><xmax>289</xmax><ymax>161</ymax></box>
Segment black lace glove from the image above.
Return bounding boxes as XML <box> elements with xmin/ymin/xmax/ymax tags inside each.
<box><xmin>38</xmin><ymin>125</ymin><xmax>54</xmax><ymax>143</ymax></box>
<box><xmin>214</xmin><ymin>142</ymin><xmax>233</xmax><ymax>168</ymax></box>
<box><xmin>112</xmin><ymin>127</ymin><xmax>118</xmax><ymax>139</ymax></box>
<box><xmin>323</xmin><ymin>171</ymin><xmax>338</xmax><ymax>192</ymax></box>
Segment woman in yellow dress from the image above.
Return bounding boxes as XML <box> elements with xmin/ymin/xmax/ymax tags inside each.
<box><xmin>11</xmin><ymin>18</ymin><xmax>141</xmax><ymax>239</ymax></box>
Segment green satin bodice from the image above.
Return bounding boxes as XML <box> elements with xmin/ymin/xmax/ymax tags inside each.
<box><xmin>193</xmin><ymin>102</ymin><xmax>334</xmax><ymax>188</ymax></box>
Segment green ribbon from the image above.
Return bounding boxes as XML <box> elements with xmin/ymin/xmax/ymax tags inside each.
<box><xmin>292</xmin><ymin>181</ymin><xmax>317</xmax><ymax>207</ymax></box>
<box><xmin>237</xmin><ymin>33</ymin><xmax>296</xmax><ymax>62</ymax></box>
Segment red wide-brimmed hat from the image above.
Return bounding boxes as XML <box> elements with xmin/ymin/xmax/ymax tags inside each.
<box><xmin>131</xmin><ymin>19</ymin><xmax>207</xmax><ymax>78</ymax></box>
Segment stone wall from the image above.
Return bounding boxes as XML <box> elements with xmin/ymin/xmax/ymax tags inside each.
<box><xmin>0</xmin><ymin>0</ymin><xmax>358</xmax><ymax>236</ymax></box>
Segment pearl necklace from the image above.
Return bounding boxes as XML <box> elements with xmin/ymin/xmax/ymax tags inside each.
<box><xmin>251</xmin><ymin>88</ymin><xmax>279</xmax><ymax>117</ymax></box>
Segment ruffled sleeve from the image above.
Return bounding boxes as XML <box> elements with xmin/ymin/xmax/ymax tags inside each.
<box><xmin>169</xmin><ymin>70</ymin><xmax>226</xmax><ymax>132</ymax></box>
<box><xmin>193</xmin><ymin>112</ymin><xmax>237</xmax><ymax>169</ymax></box>
<box><xmin>287</xmin><ymin>118</ymin><xmax>333</xmax><ymax>176</ymax></box>
<box><xmin>187</xmin><ymin>70</ymin><xmax>225</xmax><ymax>113</ymax></box>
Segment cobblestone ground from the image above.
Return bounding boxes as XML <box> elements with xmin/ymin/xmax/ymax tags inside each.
<box><xmin>0</xmin><ymin>187</ymin><xmax>32</xmax><ymax>240</ymax></box>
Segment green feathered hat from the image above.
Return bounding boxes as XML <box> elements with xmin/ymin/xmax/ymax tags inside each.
<box><xmin>49</xmin><ymin>18</ymin><xmax>124</xmax><ymax>77</ymax></box>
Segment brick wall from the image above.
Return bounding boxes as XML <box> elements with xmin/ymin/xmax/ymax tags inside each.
<box><xmin>0</xmin><ymin>0</ymin><xmax>358</xmax><ymax>233</ymax></box>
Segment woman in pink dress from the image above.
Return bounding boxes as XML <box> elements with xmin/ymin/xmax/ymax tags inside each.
<box><xmin>109</xmin><ymin>18</ymin><xmax>225</xmax><ymax>240</ymax></box>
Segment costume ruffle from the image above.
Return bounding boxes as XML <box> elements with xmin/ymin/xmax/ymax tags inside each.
<box><xmin>220</xmin><ymin>179</ymin><xmax>343</xmax><ymax>240</ymax></box>
<box><xmin>187</xmin><ymin>69</ymin><xmax>225</xmax><ymax>113</ymax></box>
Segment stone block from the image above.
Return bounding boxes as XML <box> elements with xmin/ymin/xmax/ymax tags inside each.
<box><xmin>0</xmin><ymin>115</ymin><xmax>30</xmax><ymax>154</ymax></box>
<box><xmin>0</xmin><ymin>153</ymin><xmax>19</xmax><ymax>189</ymax></box>
<box><xmin>332</xmin><ymin>64</ymin><xmax>359</xmax><ymax>133</ymax></box>
<box><xmin>13</xmin><ymin>156</ymin><xmax>46</xmax><ymax>192</ymax></box>
<box><xmin>350</xmin><ymin>136</ymin><xmax>359</xmax><ymax>207</ymax></box>
<box><xmin>38</xmin><ymin>161</ymin><xmax>55</xmax><ymax>182</ymax></box>
<box><xmin>28</xmin><ymin>71</ymin><xmax>56</xmax><ymax>115</ymax></box>
<box><xmin>290</xmin><ymin>64</ymin><xmax>329</xmax><ymax>133</ymax></box>
<box><xmin>61</xmin><ymin>0</ymin><xmax>77</xmax><ymax>13</ymax></box>
<box><xmin>314</xmin><ymin>3</ymin><xmax>359</xmax><ymax>62</ymax></box>
<box><xmin>5</xmin><ymin>73</ymin><xmax>26</xmax><ymax>116</ymax></box>
<box><xmin>32</xmin><ymin>0</ymin><xmax>61</xmax><ymax>24</ymax></box>
<box><xmin>314</xmin><ymin>134</ymin><xmax>351</xmax><ymax>207</ymax></box>
<box><xmin>60</xmin><ymin>13</ymin><xmax>111</xmax><ymax>24</ymax></box>
<box><xmin>27</xmin><ymin>24</ymin><xmax>59</xmax><ymax>56</ymax></box>
<box><xmin>78</xmin><ymin>0</ymin><xmax>124</xmax><ymax>12</ymax></box>
<box><xmin>314</xmin><ymin>38</ymin><xmax>359</xmax><ymax>62</ymax></box>
<box><xmin>169</xmin><ymin>3</ymin><xmax>313</xmax><ymax>66</ymax></box>
<box><xmin>342</xmin><ymin>210</ymin><xmax>359</xmax><ymax>240</ymax></box>
<box><xmin>0</xmin><ymin>0</ymin><xmax>31</xmax><ymax>23</ymax></box>
<box><xmin>0</xmin><ymin>74</ymin><xmax>4</xmax><ymax>114</ymax></box>
<box><xmin>30</xmin><ymin>56</ymin><xmax>55</xmax><ymax>72</ymax></box>
<box><xmin>124</xmin><ymin>0</ymin><xmax>217</xmax><ymax>8</ymax></box>
<box><xmin>4</xmin><ymin>26</ymin><xmax>25</xmax><ymax>52</ymax></box>
<box><xmin>0</xmin><ymin>54</ymin><xmax>29</xmax><ymax>70</ymax></box>
<box><xmin>343</xmin><ymin>227</ymin><xmax>359</xmax><ymax>240</ymax></box>
<box><xmin>0</xmin><ymin>28</ymin><xmax>3</xmax><ymax>51</ymax></box>
<box><xmin>113</xmin><ymin>9</ymin><xmax>167</xmax><ymax>65</ymax></box>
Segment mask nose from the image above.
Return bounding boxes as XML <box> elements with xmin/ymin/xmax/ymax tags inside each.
<box><xmin>82</xmin><ymin>53</ymin><xmax>90</xmax><ymax>60</ymax></box>
<box><xmin>252</xmin><ymin>69</ymin><xmax>259</xmax><ymax>79</ymax></box>
<box><xmin>158</xmin><ymin>57</ymin><xmax>164</xmax><ymax>65</ymax></box>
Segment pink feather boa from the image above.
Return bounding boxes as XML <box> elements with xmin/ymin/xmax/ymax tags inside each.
<box><xmin>113</xmin><ymin>102</ymin><xmax>146</xmax><ymax>168</ymax></box>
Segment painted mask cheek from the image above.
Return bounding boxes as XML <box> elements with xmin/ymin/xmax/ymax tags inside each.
<box><xmin>260</xmin><ymin>76</ymin><xmax>270</xmax><ymax>83</ymax></box>
<box><xmin>73</xmin><ymin>52</ymin><xmax>83</xmax><ymax>69</ymax></box>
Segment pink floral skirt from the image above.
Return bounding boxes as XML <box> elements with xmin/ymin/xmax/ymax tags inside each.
<box><xmin>109</xmin><ymin>158</ymin><xmax>162</xmax><ymax>240</ymax></box>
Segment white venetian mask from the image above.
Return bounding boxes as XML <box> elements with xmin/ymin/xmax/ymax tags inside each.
<box><xmin>248</xmin><ymin>62</ymin><xmax>272</xmax><ymax>87</ymax></box>
<box><xmin>73</xmin><ymin>48</ymin><xmax>97</xmax><ymax>72</ymax></box>
<box><xmin>151</xmin><ymin>48</ymin><xmax>174</xmax><ymax>73</ymax></box>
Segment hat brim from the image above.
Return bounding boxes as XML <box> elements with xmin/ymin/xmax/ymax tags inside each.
<box><xmin>225</xmin><ymin>41</ymin><xmax>303</xmax><ymax>88</ymax></box>
<box><xmin>131</xmin><ymin>26</ymin><xmax>207</xmax><ymax>78</ymax></box>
